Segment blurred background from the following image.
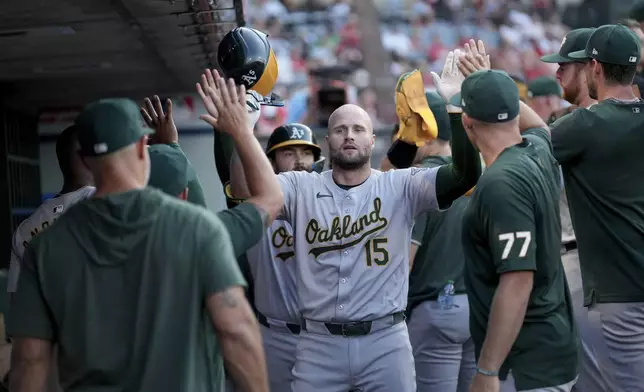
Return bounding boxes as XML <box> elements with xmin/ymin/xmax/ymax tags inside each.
<box><xmin>0</xmin><ymin>0</ymin><xmax>641</xmax><ymax>270</ymax></box>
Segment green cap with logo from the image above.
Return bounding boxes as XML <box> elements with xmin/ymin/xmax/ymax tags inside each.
<box><xmin>568</xmin><ymin>24</ymin><xmax>642</xmax><ymax>66</ymax></box>
<box><xmin>425</xmin><ymin>91</ymin><xmax>451</xmax><ymax>141</ymax></box>
<box><xmin>527</xmin><ymin>76</ymin><xmax>562</xmax><ymax>98</ymax></box>
<box><xmin>148</xmin><ymin>144</ymin><xmax>190</xmax><ymax>197</ymax></box>
<box><xmin>76</xmin><ymin>98</ymin><xmax>154</xmax><ymax>157</ymax></box>
<box><xmin>449</xmin><ymin>70</ymin><xmax>520</xmax><ymax>123</ymax></box>
<box><xmin>541</xmin><ymin>28</ymin><xmax>596</xmax><ymax>64</ymax></box>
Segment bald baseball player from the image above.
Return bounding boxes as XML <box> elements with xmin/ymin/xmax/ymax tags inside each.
<box><xmin>539</xmin><ymin>27</ymin><xmax>605</xmax><ymax>392</ymax></box>
<box><xmin>400</xmin><ymin>91</ymin><xmax>475</xmax><ymax>392</ymax></box>
<box><xmin>448</xmin><ymin>65</ymin><xmax>578</xmax><ymax>391</ymax></box>
<box><xmin>549</xmin><ymin>24</ymin><xmax>644</xmax><ymax>391</ymax></box>
<box><xmin>7</xmin><ymin>125</ymin><xmax>94</xmax><ymax>294</ymax></box>
<box><xmin>7</xmin><ymin>98</ymin><xmax>271</xmax><ymax>392</ymax></box>
<box><xmin>225</xmin><ymin>48</ymin><xmax>482</xmax><ymax>390</ymax></box>
<box><xmin>526</xmin><ymin>77</ymin><xmax>563</xmax><ymax>121</ymax></box>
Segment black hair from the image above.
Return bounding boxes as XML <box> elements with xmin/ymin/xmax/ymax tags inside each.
<box><xmin>599</xmin><ymin>61</ymin><xmax>638</xmax><ymax>85</ymax></box>
<box><xmin>55</xmin><ymin>125</ymin><xmax>79</xmax><ymax>180</ymax></box>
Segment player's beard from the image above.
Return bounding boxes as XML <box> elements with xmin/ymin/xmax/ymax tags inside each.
<box><xmin>329</xmin><ymin>147</ymin><xmax>370</xmax><ymax>171</ymax></box>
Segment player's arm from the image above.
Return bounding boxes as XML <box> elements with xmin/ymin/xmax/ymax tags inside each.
<box><xmin>549</xmin><ymin>108</ymin><xmax>591</xmax><ymax>165</ymax></box>
<box><xmin>7</xmin><ymin>246</ymin><xmax>55</xmax><ymax>391</ymax></box>
<box><xmin>201</xmin><ymin>216</ymin><xmax>268</xmax><ymax>392</ymax></box>
<box><xmin>434</xmin><ymin>108</ymin><xmax>482</xmax><ymax>209</ymax></box>
<box><xmin>518</xmin><ymin>101</ymin><xmax>548</xmax><ymax>133</ymax></box>
<box><xmin>216</xmin><ymin>204</ymin><xmax>266</xmax><ymax>257</ymax></box>
<box><xmin>476</xmin><ymin>180</ymin><xmax>536</xmax><ymax>376</ymax></box>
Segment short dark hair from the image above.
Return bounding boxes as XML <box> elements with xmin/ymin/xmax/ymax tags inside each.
<box><xmin>56</xmin><ymin>125</ymin><xmax>79</xmax><ymax>179</ymax></box>
<box><xmin>599</xmin><ymin>61</ymin><xmax>638</xmax><ymax>85</ymax></box>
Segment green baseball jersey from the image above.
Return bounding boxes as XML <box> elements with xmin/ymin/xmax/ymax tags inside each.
<box><xmin>408</xmin><ymin>156</ymin><xmax>468</xmax><ymax>315</ymax></box>
<box><xmin>462</xmin><ymin>128</ymin><xmax>578</xmax><ymax>390</ymax></box>
<box><xmin>8</xmin><ymin>188</ymin><xmax>245</xmax><ymax>392</ymax></box>
<box><xmin>551</xmin><ymin>99</ymin><xmax>644</xmax><ymax>305</ymax></box>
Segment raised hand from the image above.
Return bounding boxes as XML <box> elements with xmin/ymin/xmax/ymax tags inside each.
<box><xmin>140</xmin><ymin>95</ymin><xmax>178</xmax><ymax>144</ymax></box>
<box><xmin>430</xmin><ymin>50</ymin><xmax>466</xmax><ymax>102</ymax></box>
<box><xmin>196</xmin><ymin>69</ymin><xmax>250</xmax><ymax>136</ymax></box>
<box><xmin>458</xmin><ymin>39</ymin><xmax>491</xmax><ymax>77</ymax></box>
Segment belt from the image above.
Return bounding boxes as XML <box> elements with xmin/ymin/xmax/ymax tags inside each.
<box><xmin>304</xmin><ymin>311</ymin><xmax>406</xmax><ymax>337</ymax></box>
<box><xmin>561</xmin><ymin>240</ymin><xmax>578</xmax><ymax>253</ymax></box>
<box><xmin>256</xmin><ymin>312</ymin><xmax>301</xmax><ymax>335</ymax></box>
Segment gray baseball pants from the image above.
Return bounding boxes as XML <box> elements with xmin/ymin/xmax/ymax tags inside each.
<box><xmin>407</xmin><ymin>294</ymin><xmax>475</xmax><ymax>392</ymax></box>
<box><xmin>291</xmin><ymin>317</ymin><xmax>415</xmax><ymax>392</ymax></box>
<box><xmin>502</xmin><ymin>374</ymin><xmax>578</xmax><ymax>392</ymax></box>
<box><xmin>225</xmin><ymin>321</ymin><xmax>299</xmax><ymax>392</ymax></box>
<box><xmin>587</xmin><ymin>301</ymin><xmax>644</xmax><ymax>392</ymax></box>
<box><xmin>562</xmin><ymin>249</ymin><xmax>607</xmax><ymax>392</ymax></box>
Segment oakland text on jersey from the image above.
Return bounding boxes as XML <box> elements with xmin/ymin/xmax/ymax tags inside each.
<box><xmin>23</xmin><ymin>219</ymin><xmax>57</xmax><ymax>248</ymax></box>
<box><xmin>305</xmin><ymin>197</ymin><xmax>388</xmax><ymax>257</ymax></box>
<box><xmin>271</xmin><ymin>225</ymin><xmax>295</xmax><ymax>261</ymax></box>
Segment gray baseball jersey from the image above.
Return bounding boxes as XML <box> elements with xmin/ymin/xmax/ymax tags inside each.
<box><xmin>246</xmin><ymin>220</ymin><xmax>299</xmax><ymax>323</ymax></box>
<box><xmin>278</xmin><ymin>167</ymin><xmax>440</xmax><ymax>322</ymax></box>
<box><xmin>8</xmin><ymin>186</ymin><xmax>96</xmax><ymax>292</ymax></box>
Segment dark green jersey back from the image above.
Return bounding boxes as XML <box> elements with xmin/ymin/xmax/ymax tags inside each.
<box><xmin>408</xmin><ymin>156</ymin><xmax>468</xmax><ymax>315</ymax></box>
<box><xmin>551</xmin><ymin>99</ymin><xmax>644</xmax><ymax>304</ymax></box>
<box><xmin>462</xmin><ymin>128</ymin><xmax>578</xmax><ymax>390</ymax></box>
<box><xmin>8</xmin><ymin>188</ymin><xmax>246</xmax><ymax>392</ymax></box>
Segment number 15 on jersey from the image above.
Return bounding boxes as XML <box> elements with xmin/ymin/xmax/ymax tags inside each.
<box><xmin>365</xmin><ymin>238</ymin><xmax>390</xmax><ymax>266</ymax></box>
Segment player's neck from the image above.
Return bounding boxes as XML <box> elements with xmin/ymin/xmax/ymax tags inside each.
<box><xmin>598</xmin><ymin>84</ymin><xmax>637</xmax><ymax>102</ymax></box>
<box><xmin>94</xmin><ymin>180</ymin><xmax>145</xmax><ymax>197</ymax></box>
<box><xmin>331</xmin><ymin>165</ymin><xmax>371</xmax><ymax>187</ymax></box>
<box><xmin>576</xmin><ymin>95</ymin><xmax>596</xmax><ymax>109</ymax></box>
<box><xmin>477</xmin><ymin>131</ymin><xmax>523</xmax><ymax>167</ymax></box>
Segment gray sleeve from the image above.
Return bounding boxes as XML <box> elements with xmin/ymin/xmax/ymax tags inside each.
<box><xmin>399</xmin><ymin>167</ymin><xmax>441</xmax><ymax>220</ymax></box>
<box><xmin>411</xmin><ymin>212</ymin><xmax>428</xmax><ymax>246</ymax></box>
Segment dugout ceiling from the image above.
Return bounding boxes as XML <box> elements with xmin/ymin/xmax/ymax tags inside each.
<box><xmin>0</xmin><ymin>0</ymin><xmax>244</xmax><ymax>113</ymax></box>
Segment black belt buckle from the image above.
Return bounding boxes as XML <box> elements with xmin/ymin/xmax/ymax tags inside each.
<box><xmin>286</xmin><ymin>323</ymin><xmax>301</xmax><ymax>335</ymax></box>
<box><xmin>326</xmin><ymin>321</ymin><xmax>372</xmax><ymax>337</ymax></box>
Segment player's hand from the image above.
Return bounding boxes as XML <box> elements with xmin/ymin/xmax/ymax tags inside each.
<box><xmin>430</xmin><ymin>50</ymin><xmax>466</xmax><ymax>102</ymax></box>
<box><xmin>457</xmin><ymin>39</ymin><xmax>491</xmax><ymax>77</ymax></box>
<box><xmin>469</xmin><ymin>373</ymin><xmax>500</xmax><ymax>392</ymax></box>
<box><xmin>196</xmin><ymin>69</ymin><xmax>250</xmax><ymax>137</ymax></box>
<box><xmin>140</xmin><ymin>95</ymin><xmax>178</xmax><ymax>145</ymax></box>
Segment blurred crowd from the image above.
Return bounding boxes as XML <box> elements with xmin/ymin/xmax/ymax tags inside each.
<box><xmin>243</xmin><ymin>0</ymin><xmax>569</xmax><ymax>134</ymax></box>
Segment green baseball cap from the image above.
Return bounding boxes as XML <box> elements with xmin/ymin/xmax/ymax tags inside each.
<box><xmin>76</xmin><ymin>98</ymin><xmax>154</xmax><ymax>157</ymax></box>
<box><xmin>425</xmin><ymin>92</ymin><xmax>451</xmax><ymax>141</ymax></box>
<box><xmin>449</xmin><ymin>70</ymin><xmax>520</xmax><ymax>123</ymax></box>
<box><xmin>527</xmin><ymin>77</ymin><xmax>562</xmax><ymax>98</ymax></box>
<box><xmin>630</xmin><ymin>0</ymin><xmax>644</xmax><ymax>22</ymax></box>
<box><xmin>540</xmin><ymin>28</ymin><xmax>596</xmax><ymax>64</ymax></box>
<box><xmin>147</xmin><ymin>144</ymin><xmax>190</xmax><ymax>197</ymax></box>
<box><xmin>568</xmin><ymin>24</ymin><xmax>642</xmax><ymax>66</ymax></box>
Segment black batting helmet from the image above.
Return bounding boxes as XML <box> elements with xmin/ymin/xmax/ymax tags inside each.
<box><xmin>266</xmin><ymin>123</ymin><xmax>322</xmax><ymax>162</ymax></box>
<box><xmin>217</xmin><ymin>27</ymin><xmax>282</xmax><ymax>105</ymax></box>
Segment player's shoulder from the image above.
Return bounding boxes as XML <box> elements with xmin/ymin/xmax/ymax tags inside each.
<box><xmin>278</xmin><ymin>169</ymin><xmax>323</xmax><ymax>184</ymax></box>
<box><xmin>550</xmin><ymin>105</ymin><xmax>591</xmax><ymax>130</ymax></box>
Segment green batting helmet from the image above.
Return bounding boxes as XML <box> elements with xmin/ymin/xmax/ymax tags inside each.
<box><xmin>266</xmin><ymin>123</ymin><xmax>324</xmax><ymax>172</ymax></box>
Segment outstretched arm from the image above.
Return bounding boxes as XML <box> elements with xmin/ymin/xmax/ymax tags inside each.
<box><xmin>197</xmin><ymin>70</ymin><xmax>283</xmax><ymax>223</ymax></box>
<box><xmin>434</xmin><ymin>108</ymin><xmax>481</xmax><ymax>209</ymax></box>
